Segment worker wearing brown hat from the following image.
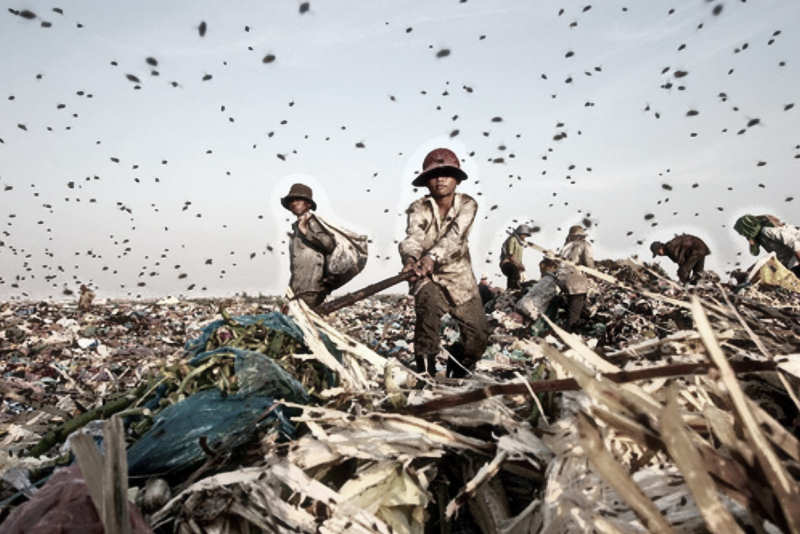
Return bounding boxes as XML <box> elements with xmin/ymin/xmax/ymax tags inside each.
<box><xmin>399</xmin><ymin>148</ymin><xmax>488</xmax><ymax>378</ymax></box>
<box><xmin>559</xmin><ymin>225</ymin><xmax>595</xmax><ymax>268</ymax></box>
<box><xmin>281</xmin><ymin>183</ymin><xmax>335</xmax><ymax>308</ymax></box>
<box><xmin>557</xmin><ymin>226</ymin><xmax>594</xmax><ymax>330</ymax></box>
<box><xmin>650</xmin><ymin>234</ymin><xmax>710</xmax><ymax>284</ymax></box>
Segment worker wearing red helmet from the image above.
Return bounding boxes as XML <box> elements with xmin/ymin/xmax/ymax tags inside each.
<box><xmin>399</xmin><ymin>148</ymin><xmax>488</xmax><ymax>378</ymax></box>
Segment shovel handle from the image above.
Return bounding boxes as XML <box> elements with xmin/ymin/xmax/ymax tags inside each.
<box><xmin>317</xmin><ymin>271</ymin><xmax>415</xmax><ymax>315</ymax></box>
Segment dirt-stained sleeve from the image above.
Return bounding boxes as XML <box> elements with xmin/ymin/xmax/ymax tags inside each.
<box><xmin>399</xmin><ymin>200</ymin><xmax>427</xmax><ymax>264</ymax></box>
<box><xmin>582</xmin><ymin>242</ymin><xmax>595</xmax><ymax>269</ymax></box>
<box><xmin>426</xmin><ymin>196</ymin><xmax>477</xmax><ymax>266</ymax></box>
<box><xmin>553</xmin><ymin>266</ymin><xmax>570</xmax><ymax>293</ymax></box>
<box><xmin>304</xmin><ymin>216</ymin><xmax>335</xmax><ymax>254</ymax></box>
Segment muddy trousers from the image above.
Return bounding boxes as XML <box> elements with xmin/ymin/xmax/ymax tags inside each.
<box><xmin>414</xmin><ymin>282</ymin><xmax>489</xmax><ymax>378</ymax></box>
<box><xmin>566</xmin><ymin>293</ymin><xmax>586</xmax><ymax>331</ymax></box>
<box><xmin>677</xmin><ymin>254</ymin><xmax>706</xmax><ymax>284</ymax></box>
<box><xmin>501</xmin><ymin>261</ymin><xmax>522</xmax><ymax>290</ymax></box>
<box><xmin>293</xmin><ymin>290</ymin><xmax>329</xmax><ymax>311</ymax></box>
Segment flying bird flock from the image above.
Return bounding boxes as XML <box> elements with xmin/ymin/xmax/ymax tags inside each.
<box><xmin>1</xmin><ymin>1</ymin><xmax>798</xmax><ymax>300</ymax></box>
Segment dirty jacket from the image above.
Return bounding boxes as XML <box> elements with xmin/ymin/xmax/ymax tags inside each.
<box><xmin>516</xmin><ymin>273</ymin><xmax>559</xmax><ymax>320</ymax></box>
<box><xmin>758</xmin><ymin>225</ymin><xmax>800</xmax><ymax>270</ymax></box>
<box><xmin>556</xmin><ymin>263</ymin><xmax>589</xmax><ymax>295</ymax></box>
<box><xmin>558</xmin><ymin>238</ymin><xmax>595</xmax><ymax>268</ymax></box>
<box><xmin>399</xmin><ymin>193</ymin><xmax>480</xmax><ymax>306</ymax></box>
<box><xmin>663</xmin><ymin>234</ymin><xmax>710</xmax><ymax>266</ymax></box>
<box><xmin>288</xmin><ymin>215</ymin><xmax>336</xmax><ymax>300</ymax></box>
<box><xmin>501</xmin><ymin>234</ymin><xmax>525</xmax><ymax>267</ymax></box>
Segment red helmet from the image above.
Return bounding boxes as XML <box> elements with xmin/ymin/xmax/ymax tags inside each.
<box><xmin>412</xmin><ymin>148</ymin><xmax>468</xmax><ymax>187</ymax></box>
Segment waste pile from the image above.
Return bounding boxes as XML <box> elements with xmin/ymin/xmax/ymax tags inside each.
<box><xmin>1</xmin><ymin>260</ymin><xmax>800</xmax><ymax>533</ymax></box>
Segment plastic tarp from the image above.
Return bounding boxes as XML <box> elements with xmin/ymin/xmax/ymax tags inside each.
<box><xmin>128</xmin><ymin>313</ymin><xmax>321</xmax><ymax>477</ymax></box>
<box><xmin>190</xmin><ymin>347</ymin><xmax>311</xmax><ymax>400</ymax></box>
<box><xmin>127</xmin><ymin>387</ymin><xmax>295</xmax><ymax>477</ymax></box>
<box><xmin>747</xmin><ymin>253</ymin><xmax>800</xmax><ymax>293</ymax></box>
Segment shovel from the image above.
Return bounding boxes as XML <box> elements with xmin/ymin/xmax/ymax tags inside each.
<box><xmin>317</xmin><ymin>270</ymin><xmax>415</xmax><ymax>315</ymax></box>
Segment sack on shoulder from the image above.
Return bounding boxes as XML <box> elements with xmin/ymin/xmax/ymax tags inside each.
<box><xmin>312</xmin><ymin>215</ymin><xmax>368</xmax><ymax>291</ymax></box>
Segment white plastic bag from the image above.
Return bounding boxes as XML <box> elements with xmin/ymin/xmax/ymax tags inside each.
<box><xmin>312</xmin><ymin>215</ymin><xmax>368</xmax><ymax>290</ymax></box>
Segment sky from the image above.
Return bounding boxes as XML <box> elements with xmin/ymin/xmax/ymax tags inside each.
<box><xmin>1</xmin><ymin>0</ymin><xmax>799</xmax><ymax>300</ymax></box>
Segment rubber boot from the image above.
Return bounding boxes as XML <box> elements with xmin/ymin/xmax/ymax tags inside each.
<box><xmin>427</xmin><ymin>353</ymin><xmax>437</xmax><ymax>376</ymax></box>
<box><xmin>415</xmin><ymin>353</ymin><xmax>425</xmax><ymax>374</ymax></box>
<box><xmin>445</xmin><ymin>342</ymin><xmax>468</xmax><ymax>378</ymax></box>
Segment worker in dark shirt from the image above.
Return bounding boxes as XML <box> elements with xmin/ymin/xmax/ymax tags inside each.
<box><xmin>650</xmin><ymin>234</ymin><xmax>710</xmax><ymax>284</ymax></box>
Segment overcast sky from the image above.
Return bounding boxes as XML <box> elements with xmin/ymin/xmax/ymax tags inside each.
<box><xmin>1</xmin><ymin>0</ymin><xmax>798</xmax><ymax>300</ymax></box>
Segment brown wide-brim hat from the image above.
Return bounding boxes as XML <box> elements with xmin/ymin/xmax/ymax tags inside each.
<box><xmin>412</xmin><ymin>147</ymin><xmax>468</xmax><ymax>187</ymax></box>
<box><xmin>280</xmin><ymin>183</ymin><xmax>317</xmax><ymax>211</ymax></box>
<box><xmin>568</xmin><ymin>225</ymin><xmax>587</xmax><ymax>237</ymax></box>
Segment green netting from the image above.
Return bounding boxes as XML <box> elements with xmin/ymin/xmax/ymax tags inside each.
<box><xmin>184</xmin><ymin>312</ymin><xmax>305</xmax><ymax>357</ymax></box>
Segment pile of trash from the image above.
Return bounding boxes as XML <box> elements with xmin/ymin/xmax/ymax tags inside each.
<box><xmin>1</xmin><ymin>259</ymin><xmax>800</xmax><ymax>533</ymax></box>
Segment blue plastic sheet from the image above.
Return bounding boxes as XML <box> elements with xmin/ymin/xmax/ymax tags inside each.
<box><xmin>128</xmin><ymin>344</ymin><xmax>308</xmax><ymax>477</ymax></box>
<box><xmin>128</xmin><ymin>388</ymin><xmax>296</xmax><ymax>477</ymax></box>
<box><xmin>127</xmin><ymin>313</ymin><xmax>335</xmax><ymax>477</ymax></box>
<box><xmin>190</xmin><ymin>346</ymin><xmax>311</xmax><ymax>401</ymax></box>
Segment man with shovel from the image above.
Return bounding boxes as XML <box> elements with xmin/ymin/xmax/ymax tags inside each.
<box><xmin>399</xmin><ymin>148</ymin><xmax>488</xmax><ymax>378</ymax></box>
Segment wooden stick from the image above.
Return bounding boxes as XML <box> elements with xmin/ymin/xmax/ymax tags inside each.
<box><xmin>578</xmin><ymin>412</ymin><xmax>676</xmax><ymax>534</ymax></box>
<box><xmin>404</xmin><ymin>360</ymin><xmax>777</xmax><ymax>415</ymax></box>
<box><xmin>692</xmin><ymin>297</ymin><xmax>800</xmax><ymax>532</ymax></box>
<box><xmin>102</xmin><ymin>415</ymin><xmax>131</xmax><ymax>534</ymax></box>
<box><xmin>719</xmin><ymin>284</ymin><xmax>800</xmax><ymax>414</ymax></box>
<box><xmin>660</xmin><ymin>386</ymin><xmax>744</xmax><ymax>533</ymax></box>
<box><xmin>71</xmin><ymin>433</ymin><xmax>105</xmax><ymax>515</ymax></box>
<box><xmin>317</xmin><ymin>271</ymin><xmax>414</xmax><ymax>315</ymax></box>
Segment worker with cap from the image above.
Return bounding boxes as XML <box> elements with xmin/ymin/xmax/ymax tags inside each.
<box><xmin>281</xmin><ymin>183</ymin><xmax>336</xmax><ymax>309</ymax></box>
<box><xmin>500</xmin><ymin>224</ymin><xmax>533</xmax><ymax>290</ymax></box>
<box><xmin>556</xmin><ymin>225</ymin><xmax>594</xmax><ymax>330</ymax></box>
<box><xmin>399</xmin><ymin>147</ymin><xmax>488</xmax><ymax>378</ymax></box>
<box><xmin>650</xmin><ymin>234</ymin><xmax>710</xmax><ymax>284</ymax></box>
<box><xmin>734</xmin><ymin>214</ymin><xmax>800</xmax><ymax>277</ymax></box>
<box><xmin>559</xmin><ymin>225</ymin><xmax>595</xmax><ymax>268</ymax></box>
